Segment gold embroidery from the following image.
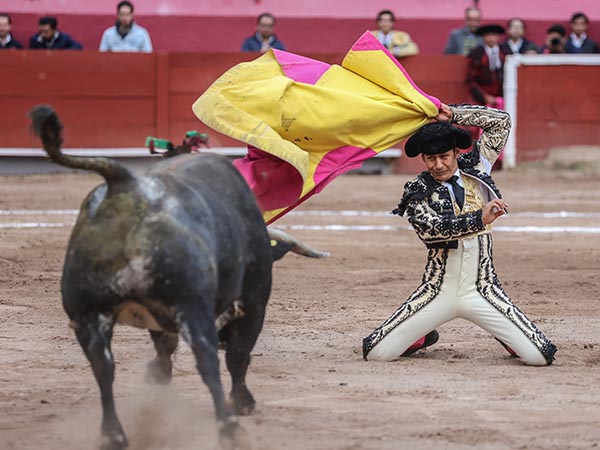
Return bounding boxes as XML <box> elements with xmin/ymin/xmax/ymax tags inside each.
<box><xmin>454</xmin><ymin>175</ymin><xmax>492</xmax><ymax>233</ymax></box>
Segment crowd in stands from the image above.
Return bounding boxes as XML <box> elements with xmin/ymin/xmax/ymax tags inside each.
<box><xmin>1</xmin><ymin>5</ymin><xmax>597</xmax><ymax>56</ymax></box>
<box><xmin>0</xmin><ymin>1</ymin><xmax>597</xmax><ymax>108</ymax></box>
<box><xmin>0</xmin><ymin>1</ymin><xmax>151</xmax><ymax>52</ymax></box>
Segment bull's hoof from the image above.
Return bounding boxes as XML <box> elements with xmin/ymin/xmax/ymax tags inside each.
<box><xmin>100</xmin><ymin>433</ymin><xmax>129</xmax><ymax>450</ymax></box>
<box><xmin>234</xmin><ymin>401</ymin><xmax>255</xmax><ymax>416</ymax></box>
<box><xmin>144</xmin><ymin>358</ymin><xmax>172</xmax><ymax>385</ymax></box>
<box><xmin>231</xmin><ymin>386</ymin><xmax>256</xmax><ymax>416</ymax></box>
<box><xmin>218</xmin><ymin>419</ymin><xmax>250</xmax><ymax>450</ymax></box>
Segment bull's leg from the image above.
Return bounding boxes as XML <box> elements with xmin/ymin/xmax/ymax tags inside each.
<box><xmin>225</xmin><ymin>269</ymin><xmax>270</xmax><ymax>416</ymax></box>
<box><xmin>75</xmin><ymin>314</ymin><xmax>128</xmax><ymax>450</ymax></box>
<box><xmin>179</xmin><ymin>311</ymin><xmax>245</xmax><ymax>449</ymax></box>
<box><xmin>223</xmin><ymin>309</ymin><xmax>264</xmax><ymax>416</ymax></box>
<box><xmin>145</xmin><ymin>331</ymin><xmax>178</xmax><ymax>385</ymax></box>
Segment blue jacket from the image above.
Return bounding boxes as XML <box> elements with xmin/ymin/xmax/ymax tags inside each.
<box><xmin>241</xmin><ymin>33</ymin><xmax>285</xmax><ymax>52</ymax></box>
<box><xmin>443</xmin><ymin>27</ymin><xmax>481</xmax><ymax>55</ymax></box>
<box><xmin>566</xmin><ymin>36</ymin><xmax>599</xmax><ymax>54</ymax></box>
<box><xmin>29</xmin><ymin>32</ymin><xmax>82</xmax><ymax>50</ymax></box>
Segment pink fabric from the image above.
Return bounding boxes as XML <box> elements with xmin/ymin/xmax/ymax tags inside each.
<box><xmin>350</xmin><ymin>31</ymin><xmax>441</xmax><ymax>110</ymax></box>
<box><xmin>313</xmin><ymin>145</ymin><xmax>376</xmax><ymax>191</ymax></box>
<box><xmin>272</xmin><ymin>49</ymin><xmax>331</xmax><ymax>85</ymax></box>
<box><xmin>233</xmin><ymin>146</ymin><xmax>303</xmax><ymax>211</ymax></box>
<box><xmin>263</xmin><ymin>145</ymin><xmax>376</xmax><ymax>225</ymax></box>
<box><xmin>407</xmin><ymin>335</ymin><xmax>426</xmax><ymax>350</ymax></box>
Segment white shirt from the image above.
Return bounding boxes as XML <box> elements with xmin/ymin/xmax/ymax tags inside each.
<box><xmin>507</xmin><ymin>38</ymin><xmax>523</xmax><ymax>54</ymax></box>
<box><xmin>376</xmin><ymin>31</ymin><xmax>393</xmax><ymax>48</ymax></box>
<box><xmin>570</xmin><ymin>32</ymin><xmax>587</xmax><ymax>48</ymax></box>
<box><xmin>99</xmin><ymin>23</ymin><xmax>152</xmax><ymax>53</ymax></box>
<box><xmin>484</xmin><ymin>44</ymin><xmax>502</xmax><ymax>70</ymax></box>
<box><xmin>0</xmin><ymin>33</ymin><xmax>12</xmax><ymax>47</ymax></box>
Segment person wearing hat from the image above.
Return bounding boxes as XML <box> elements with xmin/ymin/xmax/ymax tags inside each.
<box><xmin>466</xmin><ymin>24</ymin><xmax>510</xmax><ymax>107</ymax></box>
<box><xmin>362</xmin><ymin>102</ymin><xmax>556</xmax><ymax>366</ymax></box>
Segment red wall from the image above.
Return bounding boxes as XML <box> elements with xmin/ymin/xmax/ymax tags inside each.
<box><xmin>0</xmin><ymin>51</ymin><xmax>469</xmax><ymax>152</ymax></box>
<box><xmin>1</xmin><ymin>51</ymin><xmax>599</xmax><ymax>171</ymax></box>
<box><xmin>516</xmin><ymin>64</ymin><xmax>600</xmax><ymax>161</ymax></box>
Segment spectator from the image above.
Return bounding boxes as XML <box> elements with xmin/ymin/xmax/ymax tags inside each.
<box><xmin>502</xmin><ymin>18</ymin><xmax>539</xmax><ymax>54</ymax></box>
<box><xmin>444</xmin><ymin>7</ymin><xmax>482</xmax><ymax>55</ymax></box>
<box><xmin>540</xmin><ymin>24</ymin><xmax>567</xmax><ymax>54</ymax></box>
<box><xmin>371</xmin><ymin>10</ymin><xmax>418</xmax><ymax>57</ymax></box>
<box><xmin>30</xmin><ymin>16</ymin><xmax>82</xmax><ymax>50</ymax></box>
<box><xmin>466</xmin><ymin>24</ymin><xmax>509</xmax><ymax>108</ymax></box>
<box><xmin>0</xmin><ymin>13</ymin><xmax>23</xmax><ymax>49</ymax></box>
<box><xmin>241</xmin><ymin>13</ymin><xmax>285</xmax><ymax>53</ymax></box>
<box><xmin>566</xmin><ymin>12</ymin><xmax>599</xmax><ymax>53</ymax></box>
<box><xmin>99</xmin><ymin>1</ymin><xmax>152</xmax><ymax>53</ymax></box>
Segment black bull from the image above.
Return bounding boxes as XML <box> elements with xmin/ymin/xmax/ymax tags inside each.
<box><xmin>30</xmin><ymin>106</ymin><xmax>326</xmax><ymax>450</ymax></box>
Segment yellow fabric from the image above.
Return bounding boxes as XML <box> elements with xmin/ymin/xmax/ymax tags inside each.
<box><xmin>193</xmin><ymin>44</ymin><xmax>439</xmax><ymax>223</ymax></box>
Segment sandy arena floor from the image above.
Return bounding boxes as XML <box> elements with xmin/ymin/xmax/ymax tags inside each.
<box><xmin>1</xmin><ymin>155</ymin><xmax>600</xmax><ymax>450</ymax></box>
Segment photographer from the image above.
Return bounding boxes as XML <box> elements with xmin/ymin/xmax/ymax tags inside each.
<box><xmin>541</xmin><ymin>24</ymin><xmax>567</xmax><ymax>54</ymax></box>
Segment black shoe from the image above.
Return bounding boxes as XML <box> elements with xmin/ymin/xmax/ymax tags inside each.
<box><xmin>401</xmin><ymin>330</ymin><xmax>440</xmax><ymax>357</ymax></box>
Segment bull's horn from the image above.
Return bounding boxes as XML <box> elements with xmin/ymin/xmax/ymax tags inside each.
<box><xmin>267</xmin><ymin>228</ymin><xmax>329</xmax><ymax>259</ymax></box>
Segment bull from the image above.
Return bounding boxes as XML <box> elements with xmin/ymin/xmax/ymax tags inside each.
<box><xmin>29</xmin><ymin>106</ymin><xmax>326</xmax><ymax>450</ymax></box>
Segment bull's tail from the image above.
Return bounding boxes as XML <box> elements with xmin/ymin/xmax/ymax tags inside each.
<box><xmin>29</xmin><ymin>105</ymin><xmax>133</xmax><ymax>183</ymax></box>
<box><xmin>267</xmin><ymin>228</ymin><xmax>329</xmax><ymax>261</ymax></box>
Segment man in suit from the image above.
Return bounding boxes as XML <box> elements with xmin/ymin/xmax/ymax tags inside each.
<box><xmin>29</xmin><ymin>16</ymin><xmax>82</xmax><ymax>50</ymax></box>
<box><xmin>0</xmin><ymin>13</ymin><xmax>23</xmax><ymax>49</ymax></box>
<box><xmin>241</xmin><ymin>12</ymin><xmax>285</xmax><ymax>53</ymax></box>
<box><xmin>466</xmin><ymin>24</ymin><xmax>510</xmax><ymax>108</ymax></box>
<box><xmin>502</xmin><ymin>18</ymin><xmax>539</xmax><ymax>54</ymax></box>
<box><xmin>444</xmin><ymin>7</ymin><xmax>482</xmax><ymax>55</ymax></box>
<box><xmin>566</xmin><ymin>12</ymin><xmax>599</xmax><ymax>53</ymax></box>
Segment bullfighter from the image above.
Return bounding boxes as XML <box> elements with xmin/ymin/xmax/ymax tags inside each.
<box><xmin>362</xmin><ymin>103</ymin><xmax>557</xmax><ymax>366</ymax></box>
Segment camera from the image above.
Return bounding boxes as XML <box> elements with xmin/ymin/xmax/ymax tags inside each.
<box><xmin>550</xmin><ymin>37</ymin><xmax>561</xmax><ymax>46</ymax></box>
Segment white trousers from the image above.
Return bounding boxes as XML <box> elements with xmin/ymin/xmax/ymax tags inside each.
<box><xmin>367</xmin><ymin>237</ymin><xmax>548</xmax><ymax>366</ymax></box>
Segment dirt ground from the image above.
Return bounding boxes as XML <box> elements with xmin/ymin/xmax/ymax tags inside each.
<box><xmin>2</xmin><ymin>154</ymin><xmax>600</xmax><ymax>450</ymax></box>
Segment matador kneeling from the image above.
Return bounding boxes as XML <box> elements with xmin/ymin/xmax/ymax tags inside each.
<box><xmin>363</xmin><ymin>103</ymin><xmax>557</xmax><ymax>366</ymax></box>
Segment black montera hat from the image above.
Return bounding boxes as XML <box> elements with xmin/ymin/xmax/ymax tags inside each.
<box><xmin>404</xmin><ymin>122</ymin><xmax>472</xmax><ymax>158</ymax></box>
<box><xmin>475</xmin><ymin>24</ymin><xmax>506</xmax><ymax>36</ymax></box>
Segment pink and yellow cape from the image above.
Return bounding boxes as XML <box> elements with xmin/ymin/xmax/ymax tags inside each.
<box><xmin>192</xmin><ymin>31</ymin><xmax>440</xmax><ymax>224</ymax></box>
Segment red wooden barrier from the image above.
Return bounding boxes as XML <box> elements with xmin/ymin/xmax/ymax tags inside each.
<box><xmin>0</xmin><ymin>51</ymin><xmax>469</xmax><ymax>153</ymax></box>
<box><xmin>517</xmin><ymin>64</ymin><xmax>600</xmax><ymax>161</ymax></box>
<box><xmin>1</xmin><ymin>51</ymin><xmax>598</xmax><ymax>173</ymax></box>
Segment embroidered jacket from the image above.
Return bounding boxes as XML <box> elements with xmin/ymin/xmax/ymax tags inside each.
<box><xmin>370</xmin><ymin>30</ymin><xmax>419</xmax><ymax>57</ymax></box>
<box><xmin>393</xmin><ymin>105</ymin><xmax>511</xmax><ymax>248</ymax></box>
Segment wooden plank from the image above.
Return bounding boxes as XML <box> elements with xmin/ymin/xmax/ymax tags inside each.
<box><xmin>2</xmin><ymin>98</ymin><xmax>155</xmax><ymax>147</ymax></box>
<box><xmin>155</xmin><ymin>52</ymin><xmax>170</xmax><ymax>137</ymax></box>
<box><xmin>0</xmin><ymin>51</ymin><xmax>156</xmax><ymax>97</ymax></box>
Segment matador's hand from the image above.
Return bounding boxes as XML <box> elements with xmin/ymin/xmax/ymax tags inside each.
<box><xmin>482</xmin><ymin>199</ymin><xmax>508</xmax><ymax>225</ymax></box>
<box><xmin>435</xmin><ymin>103</ymin><xmax>453</xmax><ymax>122</ymax></box>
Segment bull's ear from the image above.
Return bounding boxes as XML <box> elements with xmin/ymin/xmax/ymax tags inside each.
<box><xmin>270</xmin><ymin>238</ymin><xmax>295</xmax><ymax>261</ymax></box>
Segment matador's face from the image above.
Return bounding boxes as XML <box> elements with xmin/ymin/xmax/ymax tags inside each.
<box><xmin>422</xmin><ymin>149</ymin><xmax>460</xmax><ymax>182</ymax></box>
